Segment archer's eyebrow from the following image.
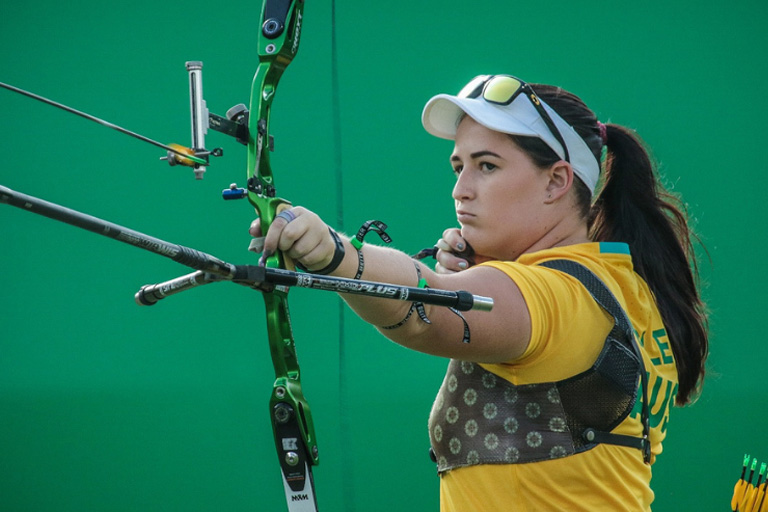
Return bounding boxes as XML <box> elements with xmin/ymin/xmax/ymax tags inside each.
<box><xmin>450</xmin><ymin>150</ymin><xmax>504</xmax><ymax>162</ymax></box>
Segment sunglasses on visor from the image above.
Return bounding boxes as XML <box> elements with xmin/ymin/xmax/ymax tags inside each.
<box><xmin>458</xmin><ymin>75</ymin><xmax>570</xmax><ymax>162</ymax></box>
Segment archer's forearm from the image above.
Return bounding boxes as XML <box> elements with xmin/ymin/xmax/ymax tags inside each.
<box><xmin>328</xmin><ymin>236</ymin><xmax>430</xmax><ymax>326</ymax></box>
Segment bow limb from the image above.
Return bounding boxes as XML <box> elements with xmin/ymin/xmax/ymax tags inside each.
<box><xmin>247</xmin><ymin>0</ymin><xmax>305</xmax><ymax>241</ymax></box>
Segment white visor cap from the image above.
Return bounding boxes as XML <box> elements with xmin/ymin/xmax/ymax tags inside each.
<box><xmin>422</xmin><ymin>91</ymin><xmax>600</xmax><ymax>194</ymax></box>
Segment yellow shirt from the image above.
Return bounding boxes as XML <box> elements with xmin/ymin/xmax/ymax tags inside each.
<box><xmin>438</xmin><ymin>243</ymin><xmax>678</xmax><ymax>512</ymax></box>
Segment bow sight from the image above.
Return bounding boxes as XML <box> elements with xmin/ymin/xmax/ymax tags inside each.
<box><xmin>164</xmin><ymin>61</ymin><xmax>247</xmax><ymax>180</ymax></box>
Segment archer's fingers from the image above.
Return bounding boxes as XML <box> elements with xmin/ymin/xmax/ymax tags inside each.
<box><xmin>435</xmin><ymin>228</ymin><xmax>473</xmax><ymax>271</ymax></box>
<box><xmin>436</xmin><ymin>248</ymin><xmax>470</xmax><ymax>272</ymax></box>
<box><xmin>435</xmin><ymin>261</ymin><xmax>459</xmax><ymax>275</ymax></box>
<box><xmin>249</xmin><ymin>218</ymin><xmax>263</xmax><ymax>238</ymax></box>
<box><xmin>277</xmin><ymin>209</ymin><xmax>336</xmax><ymax>269</ymax></box>
<box><xmin>441</xmin><ymin>228</ymin><xmax>467</xmax><ymax>253</ymax></box>
<box><xmin>260</xmin><ymin>208</ymin><xmax>301</xmax><ymax>263</ymax></box>
<box><xmin>260</xmin><ymin>207</ymin><xmax>335</xmax><ymax>269</ymax></box>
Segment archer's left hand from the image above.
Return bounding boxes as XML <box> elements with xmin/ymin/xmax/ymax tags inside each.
<box><xmin>249</xmin><ymin>206</ymin><xmax>338</xmax><ymax>271</ymax></box>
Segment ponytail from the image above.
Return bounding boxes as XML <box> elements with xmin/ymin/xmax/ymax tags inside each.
<box><xmin>590</xmin><ymin>124</ymin><xmax>708</xmax><ymax>405</ymax></box>
<box><xmin>519</xmin><ymin>85</ymin><xmax>709</xmax><ymax>406</ymax></box>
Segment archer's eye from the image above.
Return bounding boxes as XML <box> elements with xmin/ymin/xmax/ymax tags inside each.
<box><xmin>479</xmin><ymin>162</ymin><xmax>497</xmax><ymax>173</ymax></box>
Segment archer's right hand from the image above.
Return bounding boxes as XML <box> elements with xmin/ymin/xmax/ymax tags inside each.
<box><xmin>435</xmin><ymin>228</ymin><xmax>494</xmax><ymax>274</ymax></box>
<box><xmin>435</xmin><ymin>228</ymin><xmax>475</xmax><ymax>274</ymax></box>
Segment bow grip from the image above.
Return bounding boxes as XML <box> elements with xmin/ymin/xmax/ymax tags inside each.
<box><xmin>249</xmin><ymin>202</ymin><xmax>296</xmax><ymax>271</ymax></box>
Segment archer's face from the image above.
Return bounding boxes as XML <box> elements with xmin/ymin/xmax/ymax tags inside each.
<box><xmin>450</xmin><ymin>117</ymin><xmax>552</xmax><ymax>261</ymax></box>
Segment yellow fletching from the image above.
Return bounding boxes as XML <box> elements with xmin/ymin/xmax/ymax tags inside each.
<box><xmin>755</xmin><ymin>485</ymin><xmax>767</xmax><ymax>512</ymax></box>
<box><xmin>167</xmin><ymin>143</ymin><xmax>198</xmax><ymax>167</ymax></box>
<box><xmin>757</xmin><ymin>483</ymin><xmax>768</xmax><ymax>512</ymax></box>
<box><xmin>744</xmin><ymin>486</ymin><xmax>759</xmax><ymax>511</ymax></box>
<box><xmin>735</xmin><ymin>481</ymin><xmax>748</xmax><ymax>510</ymax></box>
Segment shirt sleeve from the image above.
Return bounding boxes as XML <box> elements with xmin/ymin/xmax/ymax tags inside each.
<box><xmin>480</xmin><ymin>260</ymin><xmax>614</xmax><ymax>384</ymax></box>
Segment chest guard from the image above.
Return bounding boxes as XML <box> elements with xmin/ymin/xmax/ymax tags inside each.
<box><xmin>428</xmin><ymin>260</ymin><xmax>650</xmax><ymax>473</ymax></box>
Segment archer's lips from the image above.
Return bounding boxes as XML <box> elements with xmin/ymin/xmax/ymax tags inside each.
<box><xmin>456</xmin><ymin>211</ymin><xmax>475</xmax><ymax>223</ymax></box>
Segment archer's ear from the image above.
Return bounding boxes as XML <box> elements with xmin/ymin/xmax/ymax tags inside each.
<box><xmin>544</xmin><ymin>161</ymin><xmax>574</xmax><ymax>204</ymax></box>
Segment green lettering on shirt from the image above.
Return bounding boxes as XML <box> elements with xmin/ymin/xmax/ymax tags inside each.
<box><xmin>629</xmin><ymin>329</ymin><xmax>678</xmax><ymax>435</ymax></box>
<box><xmin>631</xmin><ymin>374</ymin><xmax>678</xmax><ymax>434</ymax></box>
<box><xmin>650</xmin><ymin>328</ymin><xmax>674</xmax><ymax>365</ymax></box>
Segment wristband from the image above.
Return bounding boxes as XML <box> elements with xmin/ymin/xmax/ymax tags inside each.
<box><xmin>295</xmin><ymin>228</ymin><xmax>345</xmax><ymax>275</ymax></box>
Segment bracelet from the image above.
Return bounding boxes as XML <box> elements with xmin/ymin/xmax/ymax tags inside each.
<box><xmin>381</xmin><ymin>261</ymin><xmax>472</xmax><ymax>343</ymax></box>
<box><xmin>380</xmin><ymin>302</ymin><xmax>418</xmax><ymax>330</ymax></box>
<box><xmin>295</xmin><ymin>228</ymin><xmax>345</xmax><ymax>275</ymax></box>
<box><xmin>382</xmin><ymin>262</ymin><xmax>431</xmax><ymax>330</ymax></box>
<box><xmin>354</xmin><ymin>247</ymin><xmax>365</xmax><ymax>280</ymax></box>
<box><xmin>351</xmin><ymin>220</ymin><xmax>391</xmax><ymax>280</ymax></box>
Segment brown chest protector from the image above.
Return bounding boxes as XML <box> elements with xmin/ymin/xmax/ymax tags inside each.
<box><xmin>428</xmin><ymin>260</ymin><xmax>651</xmax><ymax>473</ymax></box>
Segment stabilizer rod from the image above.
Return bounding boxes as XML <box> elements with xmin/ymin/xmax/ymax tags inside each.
<box><xmin>1</xmin><ymin>185</ymin><xmax>494</xmax><ymax>312</ymax></box>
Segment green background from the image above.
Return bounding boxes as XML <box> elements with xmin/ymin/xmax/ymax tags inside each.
<box><xmin>1</xmin><ymin>0</ymin><xmax>766</xmax><ymax>510</ymax></box>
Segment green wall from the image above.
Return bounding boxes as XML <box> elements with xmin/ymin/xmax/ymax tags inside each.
<box><xmin>1</xmin><ymin>0</ymin><xmax>766</xmax><ymax>510</ymax></box>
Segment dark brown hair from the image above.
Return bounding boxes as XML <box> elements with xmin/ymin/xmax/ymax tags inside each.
<box><xmin>510</xmin><ymin>84</ymin><xmax>708</xmax><ymax>406</ymax></box>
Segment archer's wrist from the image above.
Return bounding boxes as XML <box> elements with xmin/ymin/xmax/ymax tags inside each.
<box><xmin>295</xmin><ymin>228</ymin><xmax>346</xmax><ymax>275</ymax></box>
